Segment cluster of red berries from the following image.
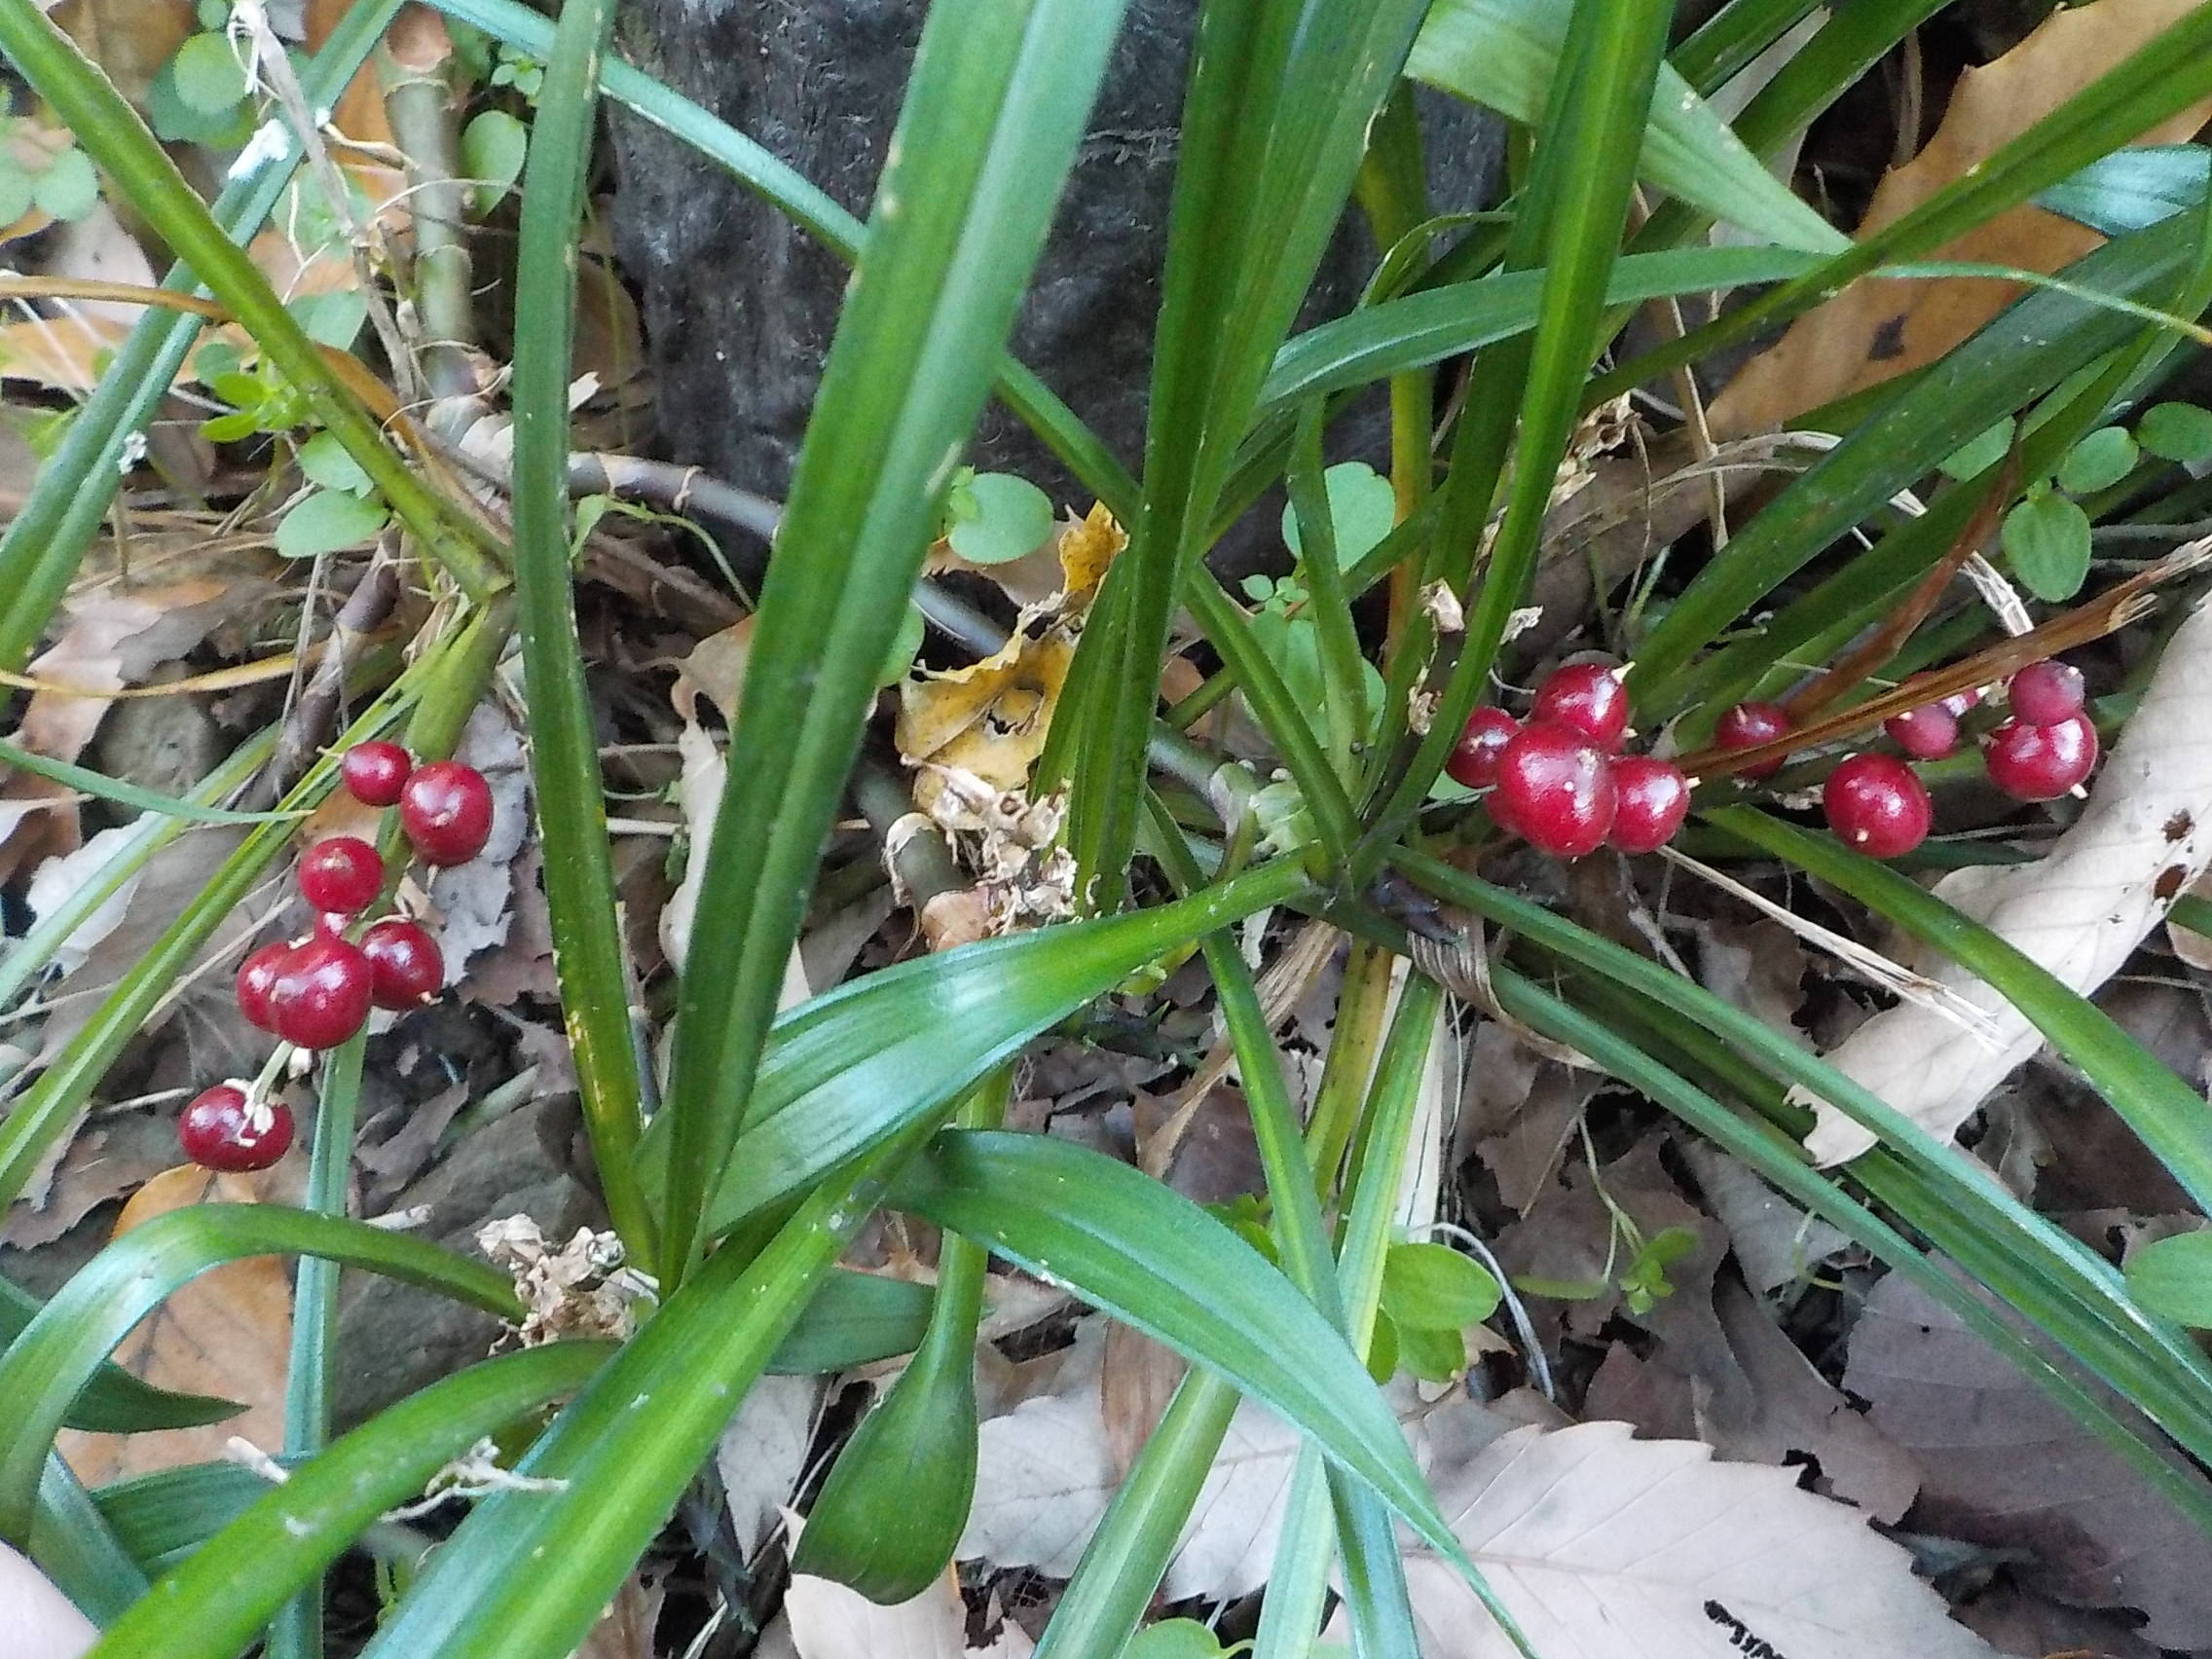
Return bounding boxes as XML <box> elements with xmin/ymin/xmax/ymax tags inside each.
<box><xmin>1447</xmin><ymin>661</ymin><xmax>1691</xmax><ymax>859</ymax></box>
<box><xmin>179</xmin><ymin>742</ymin><xmax>494</xmax><ymax>1173</ymax></box>
<box><xmin>1712</xmin><ymin>657</ymin><xmax>2097</xmax><ymax>862</ymax></box>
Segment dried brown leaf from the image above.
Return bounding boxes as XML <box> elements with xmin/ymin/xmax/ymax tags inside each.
<box><xmin>55</xmin><ymin>1161</ymin><xmax>296</xmax><ymax>1488</ymax></box>
<box><xmin>1714</xmin><ymin>0</ymin><xmax>2212</xmax><ymax>435</ymax></box>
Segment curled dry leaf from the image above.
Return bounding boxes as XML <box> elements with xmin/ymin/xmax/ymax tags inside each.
<box><xmin>56</xmin><ymin>1162</ymin><xmax>296</xmax><ymax>1490</ymax></box>
<box><xmin>1844</xmin><ymin>1272</ymin><xmax>2212</xmax><ymax>1647</ymax></box>
<box><xmin>1378</xmin><ymin>1419</ymin><xmax>1999</xmax><ymax>1659</ymax></box>
<box><xmin>771</xmin><ymin>1560</ymin><xmax>1034</xmax><ymax>1659</ymax></box>
<box><xmin>1801</xmin><ymin>595</ymin><xmax>2212</xmax><ymax>1163</ymax></box>
<box><xmin>716</xmin><ymin>1374</ymin><xmax>823</xmax><ymax>1560</ymax></box>
<box><xmin>1714</xmin><ymin>0</ymin><xmax>2212</xmax><ymax>435</ymax></box>
<box><xmin>476</xmin><ymin>1216</ymin><xmax>653</xmax><ymax>1347</ymax></box>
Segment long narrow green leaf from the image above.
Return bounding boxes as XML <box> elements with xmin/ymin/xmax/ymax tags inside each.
<box><xmin>1260</xmin><ymin>244</ymin><xmax>1816</xmax><ymax>412</ymax></box>
<box><xmin>0</xmin><ymin>0</ymin><xmax>405</xmax><ymax>672</ymax></box>
<box><xmin>1054</xmin><ymin>0</ymin><xmax>1431</xmax><ymax>905</ymax></box>
<box><xmin>31</xmin><ymin>1454</ymin><xmax>147</xmax><ymax>1625</ymax></box>
<box><xmin>0</xmin><ymin>1277</ymin><xmax>235</xmax><ymax>1435</ymax></box>
<box><xmin>0</xmin><ymin>1206</ymin><xmax>520</xmax><ymax>1542</ymax></box>
<box><xmin>1604</xmin><ymin>3</ymin><xmax>2212</xmax><ymax>404</ymax></box>
<box><xmin>891</xmin><ymin>1129</ymin><xmax>1508</xmax><ymax>1609</ymax></box>
<box><xmin>357</xmin><ymin>1120</ymin><xmax>943</xmax><ymax>1659</ymax></box>
<box><xmin>1362</xmin><ymin>0</ymin><xmax>1673</xmax><ymax>870</ymax></box>
<box><xmin>657</xmin><ymin>0</ymin><xmax>1131</xmax><ymax>1286</ymax></box>
<box><xmin>1489</xmin><ymin>966</ymin><xmax>2212</xmax><ymax>1541</ymax></box>
<box><xmin>270</xmin><ymin>1035</ymin><xmax>364</xmax><ymax>1659</ymax></box>
<box><xmin>1640</xmin><ymin>206</ymin><xmax>2208</xmax><ymax>715</ymax></box>
<box><xmin>504</xmin><ymin>0</ymin><xmax>653</xmax><ymax>1261</ymax></box>
<box><xmin>82</xmin><ymin>1344</ymin><xmax>612</xmax><ymax>1659</ymax></box>
<box><xmin>0</xmin><ymin>739</ymin><xmax>302</xmax><ymax>826</ymax></box>
<box><xmin>1669</xmin><ymin>0</ymin><xmax>1825</xmax><ymax>93</ymax></box>
<box><xmin>1708</xmin><ymin>806</ymin><xmax>2212</xmax><ymax>1211</ymax></box>
<box><xmin>1388</xmin><ymin>851</ymin><xmax>2212</xmax><ymax>1459</ymax></box>
<box><xmin>645</xmin><ymin>859</ymin><xmax>1310</xmax><ymax>1235</ymax></box>
<box><xmin>1409</xmin><ymin>0</ymin><xmax>1846</xmax><ymax>253</ymax></box>
<box><xmin>0</xmin><ymin>0</ymin><xmax>503</xmax><ymax>603</ymax></box>
<box><xmin>423</xmin><ymin>0</ymin><xmax>1138</xmax><ymax>523</ymax></box>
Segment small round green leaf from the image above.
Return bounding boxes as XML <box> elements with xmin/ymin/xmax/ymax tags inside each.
<box><xmin>1938</xmin><ymin>418</ymin><xmax>2013</xmax><ymax>482</ymax></box>
<box><xmin>2137</xmin><ymin>402</ymin><xmax>2212</xmax><ymax>466</ymax></box>
<box><xmin>0</xmin><ymin>159</ymin><xmax>34</xmax><ymax>230</ymax></box>
<box><xmin>1381</xmin><ymin>1240</ymin><xmax>1502</xmax><ymax>1329</ymax></box>
<box><xmin>1280</xmin><ymin>461</ymin><xmax>1395</xmax><ymax>568</ymax></box>
<box><xmin>276</xmin><ymin>489</ymin><xmax>388</xmax><ymax>559</ymax></box>
<box><xmin>2124</xmin><ymin>1232</ymin><xmax>2212</xmax><ymax>1328</ymax></box>
<box><xmin>1126</xmin><ymin>1619</ymin><xmax>1235</xmax><ymax>1659</ymax></box>
<box><xmin>947</xmin><ymin>471</ymin><xmax>1054</xmax><ymax>565</ymax></box>
<box><xmin>288</xmin><ymin>287</ymin><xmax>368</xmax><ymax>350</ymax></box>
<box><xmin>171</xmin><ymin>32</ymin><xmax>249</xmax><ymax>116</ymax></box>
<box><xmin>461</xmin><ymin>109</ymin><xmax>528</xmax><ymax>214</ymax></box>
<box><xmin>2002</xmin><ymin>489</ymin><xmax>2091</xmax><ymax>603</ymax></box>
<box><xmin>28</xmin><ymin>148</ymin><xmax>97</xmax><ymax>222</ymax></box>
<box><xmin>2055</xmin><ymin>425</ymin><xmax>2138</xmax><ymax>496</ymax></box>
<box><xmin>1394</xmin><ymin>1318</ymin><xmax>1469</xmax><ymax>1384</ymax></box>
<box><xmin>295</xmin><ymin>430</ymin><xmax>372</xmax><ymax>497</ymax></box>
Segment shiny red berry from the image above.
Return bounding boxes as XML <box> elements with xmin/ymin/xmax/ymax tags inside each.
<box><xmin>236</xmin><ymin>941</ymin><xmax>293</xmax><ymax>1033</ymax></box>
<box><xmin>2008</xmin><ymin>659</ymin><xmax>2085</xmax><ymax>727</ymax></box>
<box><xmin>398</xmin><ymin>761</ymin><xmax>495</xmax><ymax>866</ymax></box>
<box><xmin>178</xmin><ymin>1085</ymin><xmax>294</xmax><ymax>1173</ymax></box>
<box><xmin>1530</xmin><ymin>661</ymin><xmax>1630</xmax><ymax>752</ymax></box>
<box><xmin>1493</xmin><ymin>721</ymin><xmax>1617</xmax><ymax>859</ymax></box>
<box><xmin>340</xmin><ymin>741</ymin><xmax>413</xmax><ymax>807</ymax></box>
<box><xmin>361</xmin><ymin>918</ymin><xmax>443</xmax><ymax>1010</ymax></box>
<box><xmin>1446</xmin><ymin>707</ymin><xmax>1521</xmax><ymax>791</ymax></box>
<box><xmin>266</xmin><ymin>936</ymin><xmax>374</xmax><ymax>1050</ymax></box>
<box><xmin>1605</xmin><ymin>756</ymin><xmax>1691</xmax><ymax>855</ymax></box>
<box><xmin>1823</xmin><ymin>753</ymin><xmax>1933</xmax><ymax>858</ymax></box>
<box><xmin>1714</xmin><ymin>701</ymin><xmax>1793</xmax><ymax>780</ymax></box>
<box><xmin>1984</xmin><ymin>713</ymin><xmax>2098</xmax><ymax>801</ymax></box>
<box><xmin>1884</xmin><ymin>702</ymin><xmax>1959</xmax><ymax>760</ymax></box>
<box><xmin>297</xmin><ymin>835</ymin><xmax>385</xmax><ymax>915</ymax></box>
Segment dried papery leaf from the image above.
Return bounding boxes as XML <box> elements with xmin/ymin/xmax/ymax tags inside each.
<box><xmin>422</xmin><ymin>704</ymin><xmax>529</xmax><ymax>977</ymax></box>
<box><xmin>1845</xmin><ymin>1272</ymin><xmax>2212</xmax><ymax>1646</ymax></box>
<box><xmin>776</xmin><ymin>1562</ymin><xmax>1034</xmax><ymax>1659</ymax></box>
<box><xmin>1379</xmin><ymin>1419</ymin><xmax>1999</xmax><ymax>1659</ymax></box>
<box><xmin>16</xmin><ymin>578</ymin><xmax>237</xmax><ymax>763</ymax></box>
<box><xmin>714</xmin><ymin>1374</ymin><xmax>822</xmax><ymax>1559</ymax></box>
<box><xmin>896</xmin><ymin>631</ymin><xmax>1074</xmax><ymax>799</ymax></box>
<box><xmin>1801</xmin><ymin>593</ymin><xmax>2212</xmax><ymax>1163</ymax></box>
<box><xmin>55</xmin><ymin>1161</ymin><xmax>296</xmax><ymax>1488</ymax></box>
<box><xmin>571</xmin><ymin>1573</ymin><xmax>664</xmax><ymax>1659</ymax></box>
<box><xmin>1713</xmin><ymin>0</ymin><xmax>2212</xmax><ymax>434</ymax></box>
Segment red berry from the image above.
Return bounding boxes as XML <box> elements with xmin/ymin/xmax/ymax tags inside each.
<box><xmin>178</xmin><ymin>1085</ymin><xmax>294</xmax><ymax>1173</ymax></box>
<box><xmin>297</xmin><ymin>835</ymin><xmax>385</xmax><ymax>915</ymax></box>
<box><xmin>1823</xmin><ymin>753</ymin><xmax>1933</xmax><ymax>858</ymax></box>
<box><xmin>2008</xmin><ymin>659</ymin><xmax>2085</xmax><ymax>727</ymax></box>
<box><xmin>398</xmin><ymin>761</ymin><xmax>495</xmax><ymax>866</ymax></box>
<box><xmin>1493</xmin><ymin>721</ymin><xmax>1617</xmax><ymax>859</ymax></box>
<box><xmin>1984</xmin><ymin>713</ymin><xmax>2098</xmax><ymax>801</ymax></box>
<box><xmin>1530</xmin><ymin>661</ymin><xmax>1630</xmax><ymax>752</ymax></box>
<box><xmin>236</xmin><ymin>941</ymin><xmax>293</xmax><ymax>1033</ymax></box>
<box><xmin>267</xmin><ymin>936</ymin><xmax>374</xmax><ymax>1050</ymax></box>
<box><xmin>1714</xmin><ymin>701</ymin><xmax>1793</xmax><ymax>780</ymax></box>
<box><xmin>361</xmin><ymin>918</ymin><xmax>443</xmax><ymax>1010</ymax></box>
<box><xmin>1884</xmin><ymin>703</ymin><xmax>1959</xmax><ymax>760</ymax></box>
<box><xmin>1446</xmin><ymin>707</ymin><xmax>1520</xmax><ymax>791</ymax></box>
<box><xmin>1606</xmin><ymin>756</ymin><xmax>1691</xmax><ymax>855</ymax></box>
<box><xmin>340</xmin><ymin>741</ymin><xmax>413</xmax><ymax>807</ymax></box>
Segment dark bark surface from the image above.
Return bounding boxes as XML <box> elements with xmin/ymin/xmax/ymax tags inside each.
<box><xmin>608</xmin><ymin>1</ymin><xmax>1503</xmax><ymax>559</ymax></box>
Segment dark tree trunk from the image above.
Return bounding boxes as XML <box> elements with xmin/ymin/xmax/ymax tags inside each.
<box><xmin>608</xmin><ymin>1</ymin><xmax>1502</xmax><ymax>566</ymax></box>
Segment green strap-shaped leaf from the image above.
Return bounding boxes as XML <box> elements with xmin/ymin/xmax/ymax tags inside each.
<box><xmin>1709</xmin><ymin>806</ymin><xmax>2212</xmax><ymax>1213</ymax></box>
<box><xmin>0</xmin><ymin>1275</ymin><xmax>237</xmax><ymax>1435</ymax></box>
<box><xmin>637</xmin><ymin>858</ymin><xmax>1309</xmax><ymax>1236</ymax></box>
<box><xmin>81</xmin><ymin>1344</ymin><xmax>612</xmax><ymax>1659</ymax></box>
<box><xmin>0</xmin><ymin>1205</ymin><xmax>521</xmax><ymax>1543</ymax></box>
<box><xmin>1261</xmin><ymin>244</ymin><xmax>1816</xmax><ymax>412</ymax></box>
<box><xmin>890</xmin><ymin>1130</ymin><xmax>1494</xmax><ymax>1599</ymax></box>
<box><xmin>0</xmin><ymin>738</ymin><xmax>304</xmax><ymax>826</ymax></box>
<box><xmin>654</xmin><ymin>0</ymin><xmax>1135</xmax><ymax>1287</ymax></box>
<box><xmin>1409</xmin><ymin>0</ymin><xmax>1848</xmax><ymax>254</ymax></box>
<box><xmin>2039</xmin><ymin>144</ymin><xmax>2210</xmax><ymax>237</ymax></box>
